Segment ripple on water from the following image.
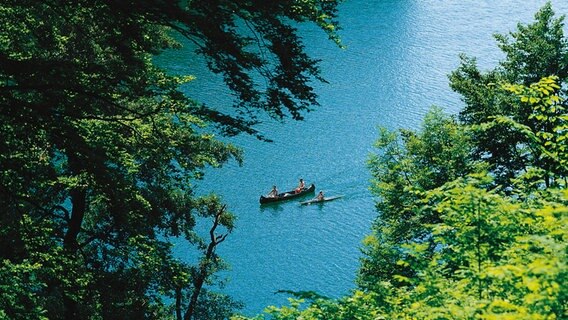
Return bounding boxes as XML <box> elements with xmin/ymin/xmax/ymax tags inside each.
<box><xmin>161</xmin><ymin>0</ymin><xmax>568</xmax><ymax>315</ymax></box>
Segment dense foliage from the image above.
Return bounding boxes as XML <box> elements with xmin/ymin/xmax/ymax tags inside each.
<box><xmin>448</xmin><ymin>2</ymin><xmax>568</xmax><ymax>187</ymax></box>
<box><xmin>0</xmin><ymin>1</ymin><xmax>342</xmax><ymax>319</ymax></box>
<box><xmin>238</xmin><ymin>3</ymin><xmax>567</xmax><ymax>320</ymax></box>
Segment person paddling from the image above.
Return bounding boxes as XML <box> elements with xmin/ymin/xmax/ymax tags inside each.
<box><xmin>268</xmin><ymin>185</ymin><xmax>278</xmax><ymax>198</ymax></box>
<box><xmin>316</xmin><ymin>190</ymin><xmax>324</xmax><ymax>201</ymax></box>
<box><xmin>295</xmin><ymin>178</ymin><xmax>305</xmax><ymax>193</ymax></box>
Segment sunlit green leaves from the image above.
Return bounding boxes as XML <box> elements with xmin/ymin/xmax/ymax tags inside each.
<box><xmin>500</xmin><ymin>76</ymin><xmax>568</xmax><ymax>185</ymax></box>
<box><xmin>450</xmin><ymin>3</ymin><xmax>568</xmax><ymax>188</ymax></box>
<box><xmin>0</xmin><ymin>259</ymin><xmax>48</xmax><ymax>320</ymax></box>
<box><xmin>360</xmin><ymin>107</ymin><xmax>477</xmax><ymax>292</ymax></box>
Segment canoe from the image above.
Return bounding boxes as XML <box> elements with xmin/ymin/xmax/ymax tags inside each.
<box><xmin>259</xmin><ymin>184</ymin><xmax>315</xmax><ymax>204</ymax></box>
<box><xmin>300</xmin><ymin>195</ymin><xmax>344</xmax><ymax>205</ymax></box>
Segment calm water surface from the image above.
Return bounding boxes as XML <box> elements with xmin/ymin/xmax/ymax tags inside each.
<box><xmin>161</xmin><ymin>0</ymin><xmax>568</xmax><ymax>315</ymax></box>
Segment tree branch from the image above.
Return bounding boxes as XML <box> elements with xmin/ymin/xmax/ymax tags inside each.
<box><xmin>184</xmin><ymin>204</ymin><xmax>228</xmax><ymax>320</ymax></box>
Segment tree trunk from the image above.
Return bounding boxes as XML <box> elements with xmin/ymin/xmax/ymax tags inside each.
<box><xmin>184</xmin><ymin>206</ymin><xmax>228</xmax><ymax>320</ymax></box>
<box><xmin>185</xmin><ymin>243</ymin><xmax>215</xmax><ymax>320</ymax></box>
<box><xmin>63</xmin><ymin>188</ymin><xmax>86</xmax><ymax>252</ymax></box>
<box><xmin>62</xmin><ymin>154</ymin><xmax>87</xmax><ymax>320</ymax></box>
<box><xmin>176</xmin><ymin>286</ymin><xmax>183</xmax><ymax>320</ymax></box>
<box><xmin>62</xmin><ymin>187</ymin><xmax>86</xmax><ymax>320</ymax></box>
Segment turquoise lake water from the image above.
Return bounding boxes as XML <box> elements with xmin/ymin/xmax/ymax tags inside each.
<box><xmin>160</xmin><ymin>0</ymin><xmax>568</xmax><ymax>316</ymax></box>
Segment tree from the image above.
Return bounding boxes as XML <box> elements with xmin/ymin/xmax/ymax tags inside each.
<box><xmin>375</xmin><ymin>178</ymin><xmax>568</xmax><ymax>320</ymax></box>
<box><xmin>347</xmin><ymin>4</ymin><xmax>568</xmax><ymax>312</ymax></box>
<box><xmin>355</xmin><ymin>81</ymin><xmax>566</xmax><ymax>319</ymax></box>
<box><xmin>499</xmin><ymin>76</ymin><xmax>567</xmax><ymax>187</ymax></box>
<box><xmin>449</xmin><ymin>2</ymin><xmax>568</xmax><ymax>186</ymax></box>
<box><xmin>356</xmin><ymin>76</ymin><xmax>567</xmax><ymax>319</ymax></box>
<box><xmin>358</xmin><ymin>107</ymin><xmax>477</xmax><ymax>293</ymax></box>
<box><xmin>0</xmin><ymin>0</ymin><xmax>342</xmax><ymax>318</ymax></box>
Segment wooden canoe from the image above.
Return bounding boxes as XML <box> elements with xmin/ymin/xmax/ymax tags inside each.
<box><xmin>299</xmin><ymin>195</ymin><xmax>344</xmax><ymax>205</ymax></box>
<box><xmin>259</xmin><ymin>184</ymin><xmax>315</xmax><ymax>204</ymax></box>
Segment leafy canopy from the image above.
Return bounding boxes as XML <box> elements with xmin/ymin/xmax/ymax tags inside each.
<box><xmin>0</xmin><ymin>0</ymin><xmax>342</xmax><ymax>319</ymax></box>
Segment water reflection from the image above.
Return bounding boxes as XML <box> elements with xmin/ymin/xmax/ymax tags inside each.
<box><xmin>259</xmin><ymin>202</ymin><xmax>285</xmax><ymax>214</ymax></box>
